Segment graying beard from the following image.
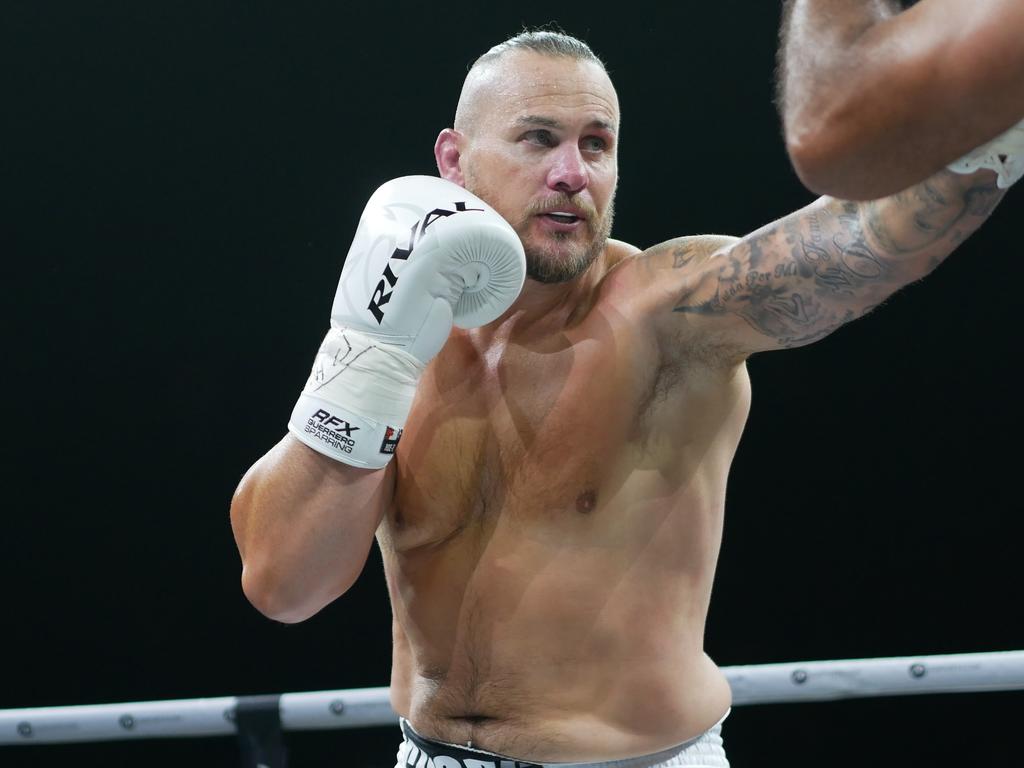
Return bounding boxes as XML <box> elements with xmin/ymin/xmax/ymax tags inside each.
<box><xmin>525</xmin><ymin>239</ymin><xmax>603</xmax><ymax>284</ymax></box>
<box><xmin>526</xmin><ymin>206</ymin><xmax>614</xmax><ymax>284</ymax></box>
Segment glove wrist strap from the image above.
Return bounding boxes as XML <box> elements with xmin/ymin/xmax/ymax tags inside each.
<box><xmin>288</xmin><ymin>327</ymin><xmax>424</xmax><ymax>469</ymax></box>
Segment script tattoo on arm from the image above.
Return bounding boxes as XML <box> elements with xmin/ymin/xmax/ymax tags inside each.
<box><xmin>671</xmin><ymin>170</ymin><xmax>1003</xmax><ymax>350</ymax></box>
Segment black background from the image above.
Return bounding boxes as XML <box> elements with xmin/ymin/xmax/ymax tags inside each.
<box><xmin>5</xmin><ymin>2</ymin><xmax>1021</xmax><ymax>766</ymax></box>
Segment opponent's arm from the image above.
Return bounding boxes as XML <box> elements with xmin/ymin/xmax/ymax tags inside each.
<box><xmin>231</xmin><ymin>177</ymin><xmax>525</xmax><ymax>623</ymax></box>
<box><xmin>779</xmin><ymin>0</ymin><xmax>1024</xmax><ymax>199</ymax></box>
<box><xmin>646</xmin><ymin>167</ymin><xmax>1004</xmax><ymax>361</ymax></box>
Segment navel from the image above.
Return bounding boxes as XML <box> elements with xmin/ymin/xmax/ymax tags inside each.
<box><xmin>575</xmin><ymin>489</ymin><xmax>598</xmax><ymax>514</ymax></box>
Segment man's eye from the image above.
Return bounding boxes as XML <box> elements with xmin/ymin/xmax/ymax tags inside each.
<box><xmin>582</xmin><ymin>136</ymin><xmax>607</xmax><ymax>152</ymax></box>
<box><xmin>524</xmin><ymin>130</ymin><xmax>556</xmax><ymax>147</ymax></box>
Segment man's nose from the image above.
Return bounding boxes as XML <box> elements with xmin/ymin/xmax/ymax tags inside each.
<box><xmin>546</xmin><ymin>144</ymin><xmax>589</xmax><ymax>194</ymax></box>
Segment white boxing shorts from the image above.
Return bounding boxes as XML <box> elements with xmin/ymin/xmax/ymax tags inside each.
<box><xmin>393</xmin><ymin>711</ymin><xmax>730</xmax><ymax>768</ymax></box>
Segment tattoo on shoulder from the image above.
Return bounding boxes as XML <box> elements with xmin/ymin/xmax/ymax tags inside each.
<box><xmin>672</xmin><ymin>245</ymin><xmax>695</xmax><ymax>269</ymax></box>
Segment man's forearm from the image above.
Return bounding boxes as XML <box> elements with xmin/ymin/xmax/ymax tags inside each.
<box><xmin>779</xmin><ymin>0</ymin><xmax>1024</xmax><ymax>199</ymax></box>
<box><xmin>856</xmin><ymin>169</ymin><xmax>1004</xmax><ymax>271</ymax></box>
<box><xmin>670</xmin><ymin>167</ymin><xmax>1004</xmax><ymax>354</ymax></box>
<box><xmin>774</xmin><ymin>167</ymin><xmax>1005</xmax><ymax>346</ymax></box>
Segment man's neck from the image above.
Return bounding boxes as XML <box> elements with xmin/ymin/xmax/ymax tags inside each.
<box><xmin>474</xmin><ymin>253</ymin><xmax>610</xmax><ymax>346</ymax></box>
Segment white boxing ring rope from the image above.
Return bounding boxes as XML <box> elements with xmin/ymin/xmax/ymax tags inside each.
<box><xmin>2</xmin><ymin>650</ymin><xmax>1022</xmax><ymax>747</ymax></box>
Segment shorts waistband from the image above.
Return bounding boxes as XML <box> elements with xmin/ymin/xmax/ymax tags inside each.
<box><xmin>396</xmin><ymin>710</ymin><xmax>730</xmax><ymax>768</ymax></box>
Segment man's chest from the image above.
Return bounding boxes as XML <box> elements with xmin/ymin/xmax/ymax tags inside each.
<box><xmin>386</xmin><ymin>327</ymin><xmax>659</xmax><ymax>546</ymax></box>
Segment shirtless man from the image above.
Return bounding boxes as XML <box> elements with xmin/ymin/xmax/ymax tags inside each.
<box><xmin>230</xmin><ymin>30</ymin><xmax>1012</xmax><ymax>767</ymax></box>
<box><xmin>779</xmin><ymin>0</ymin><xmax>1024</xmax><ymax>199</ymax></box>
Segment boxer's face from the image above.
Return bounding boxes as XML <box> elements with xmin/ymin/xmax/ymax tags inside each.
<box><xmin>453</xmin><ymin>52</ymin><xmax>619</xmax><ymax>284</ymax></box>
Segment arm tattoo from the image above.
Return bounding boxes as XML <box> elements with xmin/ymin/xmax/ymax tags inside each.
<box><xmin>673</xmin><ymin>170</ymin><xmax>1004</xmax><ymax>349</ymax></box>
<box><xmin>672</xmin><ymin>245</ymin><xmax>696</xmax><ymax>269</ymax></box>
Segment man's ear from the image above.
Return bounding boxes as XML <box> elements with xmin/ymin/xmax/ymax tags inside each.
<box><xmin>434</xmin><ymin>128</ymin><xmax>466</xmax><ymax>186</ymax></box>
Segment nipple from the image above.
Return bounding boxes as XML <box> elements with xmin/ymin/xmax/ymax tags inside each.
<box><xmin>575</xmin><ymin>489</ymin><xmax>597</xmax><ymax>514</ymax></box>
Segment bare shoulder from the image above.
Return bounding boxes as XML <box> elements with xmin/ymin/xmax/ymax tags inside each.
<box><xmin>599</xmin><ymin>234</ymin><xmax>741</xmax><ymax>306</ymax></box>
<box><xmin>640</xmin><ymin>235</ymin><xmax>741</xmax><ymax>269</ymax></box>
<box><xmin>593</xmin><ymin>234</ymin><xmax>745</xmax><ymax>366</ymax></box>
<box><xmin>598</xmin><ymin>234</ymin><xmax>737</xmax><ymax>282</ymax></box>
<box><xmin>582</xmin><ymin>238</ymin><xmax>640</xmax><ymax>302</ymax></box>
<box><xmin>605</xmin><ymin>237</ymin><xmax>642</xmax><ymax>264</ymax></box>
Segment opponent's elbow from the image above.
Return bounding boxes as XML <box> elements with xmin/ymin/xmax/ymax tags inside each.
<box><xmin>786</xmin><ymin>118</ymin><xmax>903</xmax><ymax>200</ymax></box>
<box><xmin>784</xmin><ymin>104</ymin><xmax>870</xmax><ymax>198</ymax></box>
<box><xmin>783</xmin><ymin>83</ymin><xmax>848</xmax><ymax>187</ymax></box>
<box><xmin>785</xmin><ymin>123</ymin><xmax>835</xmax><ymax>195</ymax></box>
<box><xmin>785</xmin><ymin>56</ymin><xmax>945</xmax><ymax>199</ymax></box>
<box><xmin>782</xmin><ymin>53</ymin><xmax>902</xmax><ymax>198</ymax></box>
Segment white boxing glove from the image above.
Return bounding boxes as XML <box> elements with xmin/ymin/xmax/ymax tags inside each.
<box><xmin>288</xmin><ymin>176</ymin><xmax>526</xmax><ymax>468</ymax></box>
<box><xmin>948</xmin><ymin>117</ymin><xmax>1024</xmax><ymax>189</ymax></box>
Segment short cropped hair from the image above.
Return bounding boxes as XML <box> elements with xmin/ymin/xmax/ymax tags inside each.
<box><xmin>470</xmin><ymin>28</ymin><xmax>606</xmax><ymax>72</ymax></box>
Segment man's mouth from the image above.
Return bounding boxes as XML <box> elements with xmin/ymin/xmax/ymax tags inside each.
<box><xmin>542</xmin><ymin>212</ymin><xmax>582</xmax><ymax>224</ymax></box>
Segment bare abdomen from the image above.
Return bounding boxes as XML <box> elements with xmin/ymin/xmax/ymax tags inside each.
<box><xmin>385</xmin><ymin>504</ymin><xmax>731</xmax><ymax>762</ymax></box>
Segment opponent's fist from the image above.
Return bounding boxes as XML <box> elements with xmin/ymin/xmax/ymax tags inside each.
<box><xmin>288</xmin><ymin>176</ymin><xmax>526</xmax><ymax>468</ymax></box>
